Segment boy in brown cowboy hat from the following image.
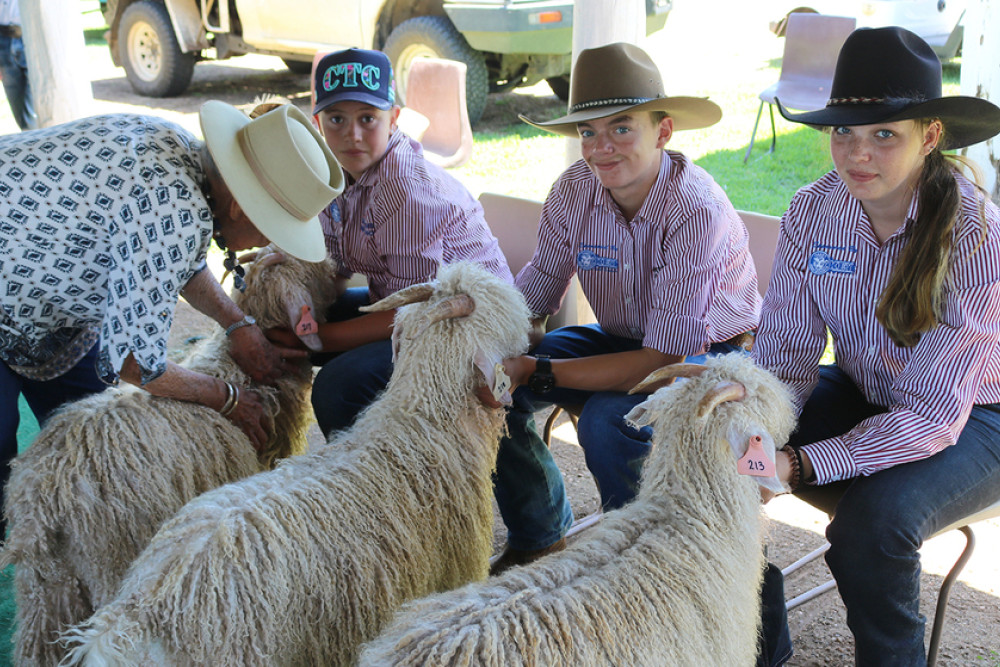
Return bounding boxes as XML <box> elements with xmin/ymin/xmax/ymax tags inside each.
<box><xmin>487</xmin><ymin>41</ymin><xmax>762</xmax><ymax>574</ymax></box>
<box><xmin>0</xmin><ymin>102</ymin><xmax>344</xmax><ymax>533</ymax></box>
<box><xmin>754</xmin><ymin>26</ymin><xmax>1000</xmax><ymax>665</ymax></box>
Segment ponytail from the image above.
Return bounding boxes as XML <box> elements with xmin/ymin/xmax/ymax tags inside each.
<box><xmin>875</xmin><ymin>142</ymin><xmax>959</xmax><ymax>347</ymax></box>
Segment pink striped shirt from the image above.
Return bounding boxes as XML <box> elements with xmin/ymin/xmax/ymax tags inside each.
<box><xmin>320</xmin><ymin>131</ymin><xmax>512</xmax><ymax>300</ymax></box>
<box><xmin>516</xmin><ymin>151</ymin><xmax>760</xmax><ymax>356</ymax></box>
<box><xmin>753</xmin><ymin>170</ymin><xmax>1000</xmax><ymax>484</ymax></box>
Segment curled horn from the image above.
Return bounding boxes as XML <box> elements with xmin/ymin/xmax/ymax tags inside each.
<box><xmin>254</xmin><ymin>250</ymin><xmax>287</xmax><ymax>269</ymax></box>
<box><xmin>409</xmin><ymin>294</ymin><xmax>475</xmax><ymax>339</ymax></box>
<box><xmin>360</xmin><ymin>283</ymin><xmax>436</xmax><ymax>312</ymax></box>
<box><xmin>696</xmin><ymin>381</ymin><xmax>746</xmax><ymax>418</ymax></box>
<box><xmin>424</xmin><ymin>294</ymin><xmax>475</xmax><ymax>325</ymax></box>
<box><xmin>629</xmin><ymin>363</ymin><xmax>708</xmax><ymax>394</ymax></box>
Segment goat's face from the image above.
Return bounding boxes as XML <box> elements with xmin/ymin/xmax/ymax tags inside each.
<box><xmin>232</xmin><ymin>246</ymin><xmax>339</xmax><ymax>352</ymax></box>
<box><xmin>361</xmin><ymin>262</ymin><xmax>531</xmax><ymax>404</ymax></box>
<box><xmin>626</xmin><ymin>354</ymin><xmax>795</xmax><ymax>494</ymax></box>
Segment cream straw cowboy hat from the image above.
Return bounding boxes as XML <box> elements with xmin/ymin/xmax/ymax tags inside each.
<box><xmin>200</xmin><ymin>101</ymin><xmax>345</xmax><ymax>262</ymax></box>
<box><xmin>520</xmin><ymin>42</ymin><xmax>722</xmax><ymax>137</ymax></box>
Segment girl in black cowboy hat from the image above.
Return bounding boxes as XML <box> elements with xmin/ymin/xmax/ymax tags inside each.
<box><xmin>754</xmin><ymin>26</ymin><xmax>1000</xmax><ymax>666</ymax></box>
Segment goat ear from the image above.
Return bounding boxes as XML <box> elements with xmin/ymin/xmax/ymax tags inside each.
<box><xmin>727</xmin><ymin>423</ymin><xmax>785</xmax><ymax>493</ymax></box>
<box><xmin>473</xmin><ymin>350</ymin><xmax>512</xmax><ymax>405</ymax></box>
<box><xmin>624</xmin><ymin>399</ymin><xmax>655</xmax><ymax>429</ymax></box>
<box><xmin>285</xmin><ymin>295</ymin><xmax>322</xmax><ymax>351</ymax></box>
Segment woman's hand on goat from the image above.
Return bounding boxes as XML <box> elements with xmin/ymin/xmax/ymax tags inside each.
<box><xmin>225</xmin><ymin>387</ymin><xmax>272</xmax><ymax>453</ymax></box>
<box><xmin>229</xmin><ymin>324</ymin><xmax>309</xmax><ymax>384</ymax></box>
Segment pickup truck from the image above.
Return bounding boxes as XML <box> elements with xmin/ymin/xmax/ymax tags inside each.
<box><xmin>101</xmin><ymin>0</ymin><xmax>672</xmax><ymax>123</ymax></box>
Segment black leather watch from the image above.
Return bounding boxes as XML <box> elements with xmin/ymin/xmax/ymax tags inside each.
<box><xmin>528</xmin><ymin>354</ymin><xmax>555</xmax><ymax>394</ymax></box>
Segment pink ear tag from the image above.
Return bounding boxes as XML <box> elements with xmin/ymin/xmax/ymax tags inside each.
<box><xmin>295</xmin><ymin>305</ymin><xmax>318</xmax><ymax>336</ymax></box>
<box><xmin>737</xmin><ymin>435</ymin><xmax>775</xmax><ymax>478</ymax></box>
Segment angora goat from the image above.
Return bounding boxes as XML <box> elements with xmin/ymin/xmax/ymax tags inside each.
<box><xmin>358</xmin><ymin>353</ymin><xmax>796</xmax><ymax>667</ymax></box>
<box><xmin>1</xmin><ymin>246</ymin><xmax>338</xmax><ymax>667</ymax></box>
<box><xmin>62</xmin><ymin>261</ymin><xmax>531</xmax><ymax>667</ymax></box>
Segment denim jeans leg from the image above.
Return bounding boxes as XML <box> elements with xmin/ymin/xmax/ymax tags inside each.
<box><xmin>2</xmin><ymin>342</ymin><xmax>105</xmax><ymax>535</ymax></box>
<box><xmin>0</xmin><ymin>35</ymin><xmax>33</xmax><ymax>130</ymax></box>
<box><xmin>493</xmin><ymin>399</ymin><xmax>574</xmax><ymax>551</ymax></box>
<box><xmin>782</xmin><ymin>365</ymin><xmax>1000</xmax><ymax>666</ymax></box>
<box><xmin>576</xmin><ymin>391</ymin><xmax>652</xmax><ymax>510</ymax></box>
<box><xmin>309</xmin><ymin>287</ymin><xmax>396</xmax><ymax>438</ymax></box>
<box><xmin>311</xmin><ymin>339</ymin><xmax>393</xmax><ymax>438</ymax></box>
<box><xmin>0</xmin><ymin>361</ymin><xmax>24</xmax><ymax>522</ymax></box>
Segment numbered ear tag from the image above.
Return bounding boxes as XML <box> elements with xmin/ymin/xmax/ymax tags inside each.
<box><xmin>737</xmin><ymin>435</ymin><xmax>776</xmax><ymax>478</ymax></box>
<box><xmin>295</xmin><ymin>305</ymin><xmax>318</xmax><ymax>336</ymax></box>
<box><xmin>492</xmin><ymin>362</ymin><xmax>512</xmax><ymax>402</ymax></box>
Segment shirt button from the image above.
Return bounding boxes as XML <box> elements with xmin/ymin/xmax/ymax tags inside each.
<box><xmin>623</xmin><ymin>263</ymin><xmax>630</xmax><ymax>270</ymax></box>
<box><xmin>868</xmin><ymin>345</ymin><xmax>877</xmax><ymax>354</ymax></box>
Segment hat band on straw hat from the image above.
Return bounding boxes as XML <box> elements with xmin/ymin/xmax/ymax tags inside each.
<box><xmin>236</xmin><ymin>129</ymin><xmax>314</xmax><ymax>221</ymax></box>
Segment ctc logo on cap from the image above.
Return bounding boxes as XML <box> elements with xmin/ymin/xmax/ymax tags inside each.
<box><xmin>323</xmin><ymin>62</ymin><xmax>383</xmax><ymax>93</ymax></box>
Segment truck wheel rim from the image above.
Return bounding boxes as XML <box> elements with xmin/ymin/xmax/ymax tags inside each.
<box><xmin>396</xmin><ymin>44</ymin><xmax>438</xmax><ymax>97</ymax></box>
<box><xmin>126</xmin><ymin>20</ymin><xmax>163</xmax><ymax>83</ymax></box>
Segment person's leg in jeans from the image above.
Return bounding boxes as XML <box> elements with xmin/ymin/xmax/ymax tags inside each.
<box><xmin>786</xmin><ymin>365</ymin><xmax>1000</xmax><ymax>666</ymax></box>
<box><xmin>493</xmin><ymin>324</ymin><xmax>628</xmax><ymax>551</ymax></box>
<box><xmin>2</xmin><ymin>343</ymin><xmax>105</xmax><ymax>535</ymax></box>
<box><xmin>310</xmin><ymin>287</ymin><xmax>395</xmax><ymax>438</ymax></box>
<box><xmin>0</xmin><ymin>34</ymin><xmax>34</xmax><ymax>130</ymax></box>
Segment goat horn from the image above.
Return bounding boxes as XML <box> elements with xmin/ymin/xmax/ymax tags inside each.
<box><xmin>254</xmin><ymin>250</ymin><xmax>287</xmax><ymax>269</ymax></box>
<box><xmin>360</xmin><ymin>283</ymin><xmax>436</xmax><ymax>312</ymax></box>
<box><xmin>425</xmin><ymin>294</ymin><xmax>475</xmax><ymax>324</ymax></box>
<box><xmin>628</xmin><ymin>363</ymin><xmax>708</xmax><ymax>394</ymax></box>
<box><xmin>408</xmin><ymin>294</ymin><xmax>476</xmax><ymax>339</ymax></box>
<box><xmin>696</xmin><ymin>381</ymin><xmax>746</xmax><ymax>418</ymax></box>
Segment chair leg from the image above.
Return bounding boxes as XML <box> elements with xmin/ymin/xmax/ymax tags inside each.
<box><xmin>543</xmin><ymin>406</ymin><xmax>564</xmax><ymax>446</ymax></box>
<box><xmin>766</xmin><ymin>102</ymin><xmax>776</xmax><ymax>154</ymax></box>
<box><xmin>927</xmin><ymin>525</ymin><xmax>975</xmax><ymax>667</ymax></box>
<box><xmin>782</xmin><ymin>542</ymin><xmax>836</xmax><ymax>611</ymax></box>
<box><xmin>744</xmin><ymin>100</ymin><xmax>765</xmax><ymax>163</ymax></box>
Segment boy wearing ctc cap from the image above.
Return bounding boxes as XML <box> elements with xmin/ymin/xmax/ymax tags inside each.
<box><xmin>489</xmin><ymin>42</ymin><xmax>762</xmax><ymax>570</ymax></box>
<box><xmin>264</xmin><ymin>48</ymin><xmax>512</xmax><ymax>437</ymax></box>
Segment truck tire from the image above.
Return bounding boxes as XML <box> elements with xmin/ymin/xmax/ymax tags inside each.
<box><xmin>119</xmin><ymin>0</ymin><xmax>196</xmax><ymax>97</ymax></box>
<box><xmin>282</xmin><ymin>58</ymin><xmax>314</xmax><ymax>75</ymax></box>
<box><xmin>383</xmin><ymin>16</ymin><xmax>489</xmax><ymax>125</ymax></box>
<box><xmin>547</xmin><ymin>76</ymin><xmax>570</xmax><ymax>102</ymax></box>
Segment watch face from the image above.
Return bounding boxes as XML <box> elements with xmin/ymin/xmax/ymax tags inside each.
<box><xmin>529</xmin><ymin>373</ymin><xmax>555</xmax><ymax>394</ymax></box>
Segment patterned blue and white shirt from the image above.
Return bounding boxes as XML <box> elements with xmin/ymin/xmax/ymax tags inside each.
<box><xmin>0</xmin><ymin>114</ymin><xmax>214</xmax><ymax>385</ymax></box>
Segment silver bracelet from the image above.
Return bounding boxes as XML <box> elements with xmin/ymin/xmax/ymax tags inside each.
<box><xmin>225</xmin><ymin>314</ymin><xmax>257</xmax><ymax>337</ymax></box>
<box><xmin>219</xmin><ymin>381</ymin><xmax>240</xmax><ymax>417</ymax></box>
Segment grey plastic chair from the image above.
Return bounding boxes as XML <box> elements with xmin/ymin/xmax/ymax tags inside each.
<box><xmin>745</xmin><ymin>12</ymin><xmax>856</xmax><ymax>163</ymax></box>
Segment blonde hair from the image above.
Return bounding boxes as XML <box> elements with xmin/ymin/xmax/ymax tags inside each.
<box><xmin>876</xmin><ymin>123</ymin><xmax>988</xmax><ymax>347</ymax></box>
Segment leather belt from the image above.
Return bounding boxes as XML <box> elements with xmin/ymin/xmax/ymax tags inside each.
<box><xmin>0</xmin><ymin>24</ymin><xmax>22</xmax><ymax>38</ymax></box>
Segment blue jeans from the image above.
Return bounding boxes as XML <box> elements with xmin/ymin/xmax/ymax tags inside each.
<box><xmin>0</xmin><ymin>342</ymin><xmax>106</xmax><ymax>533</ymax></box>
<box><xmin>0</xmin><ymin>32</ymin><xmax>34</xmax><ymax>130</ymax></box>
<box><xmin>786</xmin><ymin>365</ymin><xmax>1000</xmax><ymax>667</ymax></box>
<box><xmin>310</xmin><ymin>287</ymin><xmax>394</xmax><ymax>438</ymax></box>
<box><xmin>492</xmin><ymin>323</ymin><xmax>742</xmax><ymax>551</ymax></box>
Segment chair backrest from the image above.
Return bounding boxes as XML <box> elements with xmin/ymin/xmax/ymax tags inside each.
<box><xmin>478</xmin><ymin>192</ymin><xmax>542</xmax><ymax>275</ymax></box>
<box><xmin>762</xmin><ymin>13</ymin><xmax>856</xmax><ymax>110</ymax></box>
<box><xmin>478</xmin><ymin>192</ymin><xmax>595</xmax><ymax>329</ymax></box>
<box><xmin>738</xmin><ymin>210</ymin><xmax>781</xmax><ymax>297</ymax></box>
<box><xmin>404</xmin><ymin>57</ymin><xmax>474</xmax><ymax>169</ymax></box>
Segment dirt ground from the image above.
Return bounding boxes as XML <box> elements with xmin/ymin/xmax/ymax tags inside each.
<box><xmin>9</xmin><ymin>35</ymin><xmax>997</xmax><ymax>664</ymax></box>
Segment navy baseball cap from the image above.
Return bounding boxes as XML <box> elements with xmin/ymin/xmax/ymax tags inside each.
<box><xmin>313</xmin><ymin>48</ymin><xmax>397</xmax><ymax>115</ymax></box>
